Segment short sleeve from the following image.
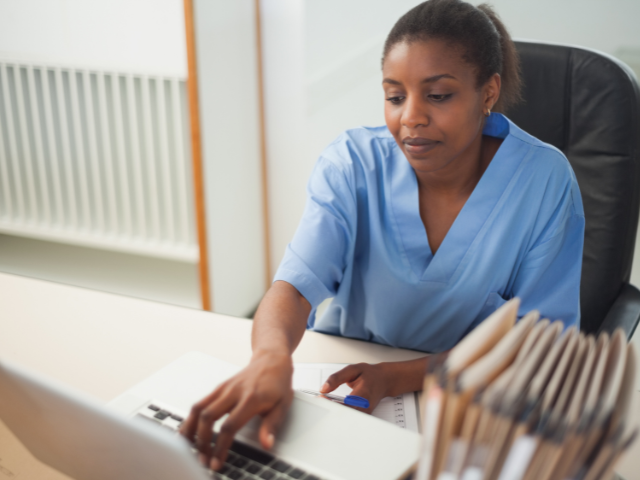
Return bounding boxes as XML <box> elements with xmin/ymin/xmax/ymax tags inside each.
<box><xmin>509</xmin><ymin>177</ymin><xmax>585</xmax><ymax>328</ymax></box>
<box><xmin>273</xmin><ymin>157</ymin><xmax>357</xmax><ymax>308</ymax></box>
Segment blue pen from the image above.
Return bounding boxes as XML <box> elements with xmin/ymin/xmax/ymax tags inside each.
<box><xmin>298</xmin><ymin>389</ymin><xmax>370</xmax><ymax>409</ymax></box>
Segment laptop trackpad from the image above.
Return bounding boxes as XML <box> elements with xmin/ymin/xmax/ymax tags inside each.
<box><xmin>240</xmin><ymin>397</ymin><xmax>329</xmax><ymax>444</ymax></box>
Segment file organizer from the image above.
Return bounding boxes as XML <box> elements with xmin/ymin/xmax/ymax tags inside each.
<box><xmin>415</xmin><ymin>299</ymin><xmax>638</xmax><ymax>480</ymax></box>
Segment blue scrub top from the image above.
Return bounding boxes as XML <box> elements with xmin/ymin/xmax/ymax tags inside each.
<box><xmin>274</xmin><ymin>113</ymin><xmax>585</xmax><ymax>353</ymax></box>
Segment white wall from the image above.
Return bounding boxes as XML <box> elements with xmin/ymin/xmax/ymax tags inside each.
<box><xmin>259</xmin><ymin>0</ymin><xmax>307</xmax><ymax>277</ymax></box>
<box><xmin>0</xmin><ymin>0</ymin><xmax>187</xmax><ymax>76</ymax></box>
<box><xmin>481</xmin><ymin>0</ymin><xmax>640</xmax><ymax>56</ymax></box>
<box><xmin>0</xmin><ymin>234</ymin><xmax>200</xmax><ymax>308</ymax></box>
<box><xmin>195</xmin><ymin>0</ymin><xmax>266</xmax><ymax>316</ymax></box>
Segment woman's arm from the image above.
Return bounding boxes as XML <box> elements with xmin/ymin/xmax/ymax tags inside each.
<box><xmin>251</xmin><ymin>280</ymin><xmax>311</xmax><ymax>356</ymax></box>
<box><xmin>180</xmin><ymin>281</ymin><xmax>310</xmax><ymax>471</ymax></box>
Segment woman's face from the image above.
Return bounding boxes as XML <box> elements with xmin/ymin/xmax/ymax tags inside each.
<box><xmin>382</xmin><ymin>39</ymin><xmax>500</xmax><ymax>174</ymax></box>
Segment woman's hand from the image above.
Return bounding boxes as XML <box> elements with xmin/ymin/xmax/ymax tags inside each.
<box><xmin>320</xmin><ymin>363</ymin><xmax>393</xmax><ymax>413</ymax></box>
<box><xmin>180</xmin><ymin>350</ymin><xmax>294</xmax><ymax>471</ymax></box>
<box><xmin>180</xmin><ymin>281</ymin><xmax>310</xmax><ymax>471</ymax></box>
<box><xmin>320</xmin><ymin>357</ymin><xmax>431</xmax><ymax>413</ymax></box>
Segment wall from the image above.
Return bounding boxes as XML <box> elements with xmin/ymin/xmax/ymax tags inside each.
<box><xmin>0</xmin><ymin>0</ymin><xmax>186</xmax><ymax>76</ymax></box>
<box><xmin>259</xmin><ymin>0</ymin><xmax>307</xmax><ymax>276</ymax></box>
<box><xmin>482</xmin><ymin>0</ymin><xmax>640</xmax><ymax>57</ymax></box>
<box><xmin>0</xmin><ymin>233</ymin><xmax>200</xmax><ymax>308</ymax></box>
<box><xmin>194</xmin><ymin>0</ymin><xmax>267</xmax><ymax>316</ymax></box>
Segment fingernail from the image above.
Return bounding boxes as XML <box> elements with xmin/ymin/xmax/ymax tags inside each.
<box><xmin>266</xmin><ymin>433</ymin><xmax>275</xmax><ymax>449</ymax></box>
<box><xmin>321</xmin><ymin>382</ymin><xmax>330</xmax><ymax>392</ymax></box>
<box><xmin>210</xmin><ymin>457</ymin><xmax>222</xmax><ymax>471</ymax></box>
<box><xmin>198</xmin><ymin>453</ymin><xmax>207</xmax><ymax>466</ymax></box>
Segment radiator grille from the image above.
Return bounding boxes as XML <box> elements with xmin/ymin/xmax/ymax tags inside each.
<box><xmin>0</xmin><ymin>62</ymin><xmax>196</xmax><ymax>261</ymax></box>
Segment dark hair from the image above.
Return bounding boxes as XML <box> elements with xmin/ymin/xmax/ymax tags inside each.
<box><xmin>382</xmin><ymin>0</ymin><xmax>522</xmax><ymax>113</ymax></box>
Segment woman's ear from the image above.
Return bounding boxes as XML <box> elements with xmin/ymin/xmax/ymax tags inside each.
<box><xmin>483</xmin><ymin>73</ymin><xmax>502</xmax><ymax>113</ymax></box>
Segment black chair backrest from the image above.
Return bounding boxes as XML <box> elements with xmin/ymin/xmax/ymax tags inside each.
<box><xmin>508</xmin><ymin>41</ymin><xmax>640</xmax><ymax>334</ymax></box>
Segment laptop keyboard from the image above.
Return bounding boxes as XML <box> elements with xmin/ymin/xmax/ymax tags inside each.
<box><xmin>135</xmin><ymin>402</ymin><xmax>324</xmax><ymax>480</ymax></box>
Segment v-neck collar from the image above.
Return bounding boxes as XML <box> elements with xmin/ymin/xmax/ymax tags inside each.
<box><xmin>388</xmin><ymin>113</ymin><xmax>517</xmax><ymax>283</ymax></box>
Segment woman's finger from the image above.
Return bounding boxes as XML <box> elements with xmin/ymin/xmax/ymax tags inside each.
<box><xmin>180</xmin><ymin>385</ymin><xmax>224</xmax><ymax>441</ymax></box>
<box><xmin>210</xmin><ymin>396</ymin><xmax>266</xmax><ymax>470</ymax></box>
<box><xmin>194</xmin><ymin>391</ymin><xmax>237</xmax><ymax>460</ymax></box>
<box><xmin>258</xmin><ymin>390</ymin><xmax>294</xmax><ymax>450</ymax></box>
<box><xmin>321</xmin><ymin>363</ymin><xmax>365</xmax><ymax>393</ymax></box>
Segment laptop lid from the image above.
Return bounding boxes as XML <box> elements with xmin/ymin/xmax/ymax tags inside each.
<box><xmin>0</xmin><ymin>357</ymin><xmax>209</xmax><ymax>480</ymax></box>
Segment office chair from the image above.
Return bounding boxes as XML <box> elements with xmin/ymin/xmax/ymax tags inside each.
<box><xmin>508</xmin><ymin>40</ymin><xmax>640</xmax><ymax>340</ymax></box>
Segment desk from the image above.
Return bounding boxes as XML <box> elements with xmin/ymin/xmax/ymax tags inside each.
<box><xmin>0</xmin><ymin>272</ymin><xmax>638</xmax><ymax>479</ymax></box>
<box><xmin>0</xmin><ymin>272</ymin><xmax>425</xmax><ymax>479</ymax></box>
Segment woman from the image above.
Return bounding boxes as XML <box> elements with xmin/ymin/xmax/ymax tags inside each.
<box><xmin>182</xmin><ymin>0</ymin><xmax>585</xmax><ymax>470</ymax></box>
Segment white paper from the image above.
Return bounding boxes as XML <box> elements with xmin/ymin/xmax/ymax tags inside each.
<box><xmin>293</xmin><ymin>363</ymin><xmax>420</xmax><ymax>432</ymax></box>
<box><xmin>460</xmin><ymin>467</ymin><xmax>484</xmax><ymax>480</ymax></box>
<box><xmin>415</xmin><ymin>386</ymin><xmax>443</xmax><ymax>480</ymax></box>
<box><xmin>438</xmin><ymin>473</ymin><xmax>459</xmax><ymax>480</ymax></box>
<box><xmin>496</xmin><ymin>435</ymin><xmax>537</xmax><ymax>480</ymax></box>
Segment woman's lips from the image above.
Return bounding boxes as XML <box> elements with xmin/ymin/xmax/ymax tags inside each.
<box><xmin>403</xmin><ymin>137</ymin><xmax>439</xmax><ymax>155</ymax></box>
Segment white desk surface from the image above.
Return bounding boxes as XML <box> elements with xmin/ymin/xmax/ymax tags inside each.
<box><xmin>0</xmin><ymin>271</ymin><xmax>638</xmax><ymax>479</ymax></box>
<box><xmin>0</xmin><ymin>272</ymin><xmax>425</xmax><ymax>479</ymax></box>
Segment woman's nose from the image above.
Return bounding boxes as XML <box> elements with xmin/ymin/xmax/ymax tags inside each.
<box><xmin>401</xmin><ymin>96</ymin><xmax>429</xmax><ymax>129</ymax></box>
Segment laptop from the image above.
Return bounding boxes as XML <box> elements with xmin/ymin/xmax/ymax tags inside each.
<box><xmin>0</xmin><ymin>351</ymin><xmax>420</xmax><ymax>480</ymax></box>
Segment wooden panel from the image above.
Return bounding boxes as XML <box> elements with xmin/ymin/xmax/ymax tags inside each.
<box><xmin>255</xmin><ymin>0</ymin><xmax>272</xmax><ymax>288</ymax></box>
<box><xmin>183</xmin><ymin>0</ymin><xmax>212</xmax><ymax>311</ymax></box>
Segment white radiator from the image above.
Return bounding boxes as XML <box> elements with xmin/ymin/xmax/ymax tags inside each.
<box><xmin>0</xmin><ymin>61</ymin><xmax>197</xmax><ymax>262</ymax></box>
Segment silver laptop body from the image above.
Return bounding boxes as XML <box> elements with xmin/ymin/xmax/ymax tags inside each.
<box><xmin>0</xmin><ymin>352</ymin><xmax>420</xmax><ymax>480</ymax></box>
<box><xmin>0</xmin><ymin>357</ymin><xmax>208</xmax><ymax>480</ymax></box>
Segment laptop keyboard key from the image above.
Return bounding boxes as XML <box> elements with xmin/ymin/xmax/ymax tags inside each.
<box><xmin>227</xmin><ymin>470</ymin><xmax>244</xmax><ymax>480</ymax></box>
<box><xmin>148</xmin><ymin>404</ymin><xmax>160</xmax><ymax>411</ymax></box>
<box><xmin>229</xmin><ymin>440</ymin><xmax>275</xmax><ymax>465</ymax></box>
<box><xmin>246</xmin><ymin>463</ymin><xmax>262</xmax><ymax>474</ymax></box>
<box><xmin>271</xmin><ymin>460</ymin><xmax>290</xmax><ymax>473</ymax></box>
<box><xmin>231</xmin><ymin>457</ymin><xmax>248</xmax><ymax>468</ymax></box>
<box><xmin>304</xmin><ymin>476</ymin><xmax>320</xmax><ymax>480</ymax></box>
<box><xmin>287</xmin><ymin>468</ymin><xmax>305</xmax><ymax>479</ymax></box>
<box><xmin>259</xmin><ymin>470</ymin><xmax>277</xmax><ymax>479</ymax></box>
<box><xmin>154</xmin><ymin>410</ymin><xmax>170</xmax><ymax>420</ymax></box>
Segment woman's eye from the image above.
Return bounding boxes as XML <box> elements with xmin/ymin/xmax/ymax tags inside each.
<box><xmin>385</xmin><ymin>96</ymin><xmax>405</xmax><ymax>105</ymax></box>
<box><xmin>429</xmin><ymin>94</ymin><xmax>452</xmax><ymax>102</ymax></box>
